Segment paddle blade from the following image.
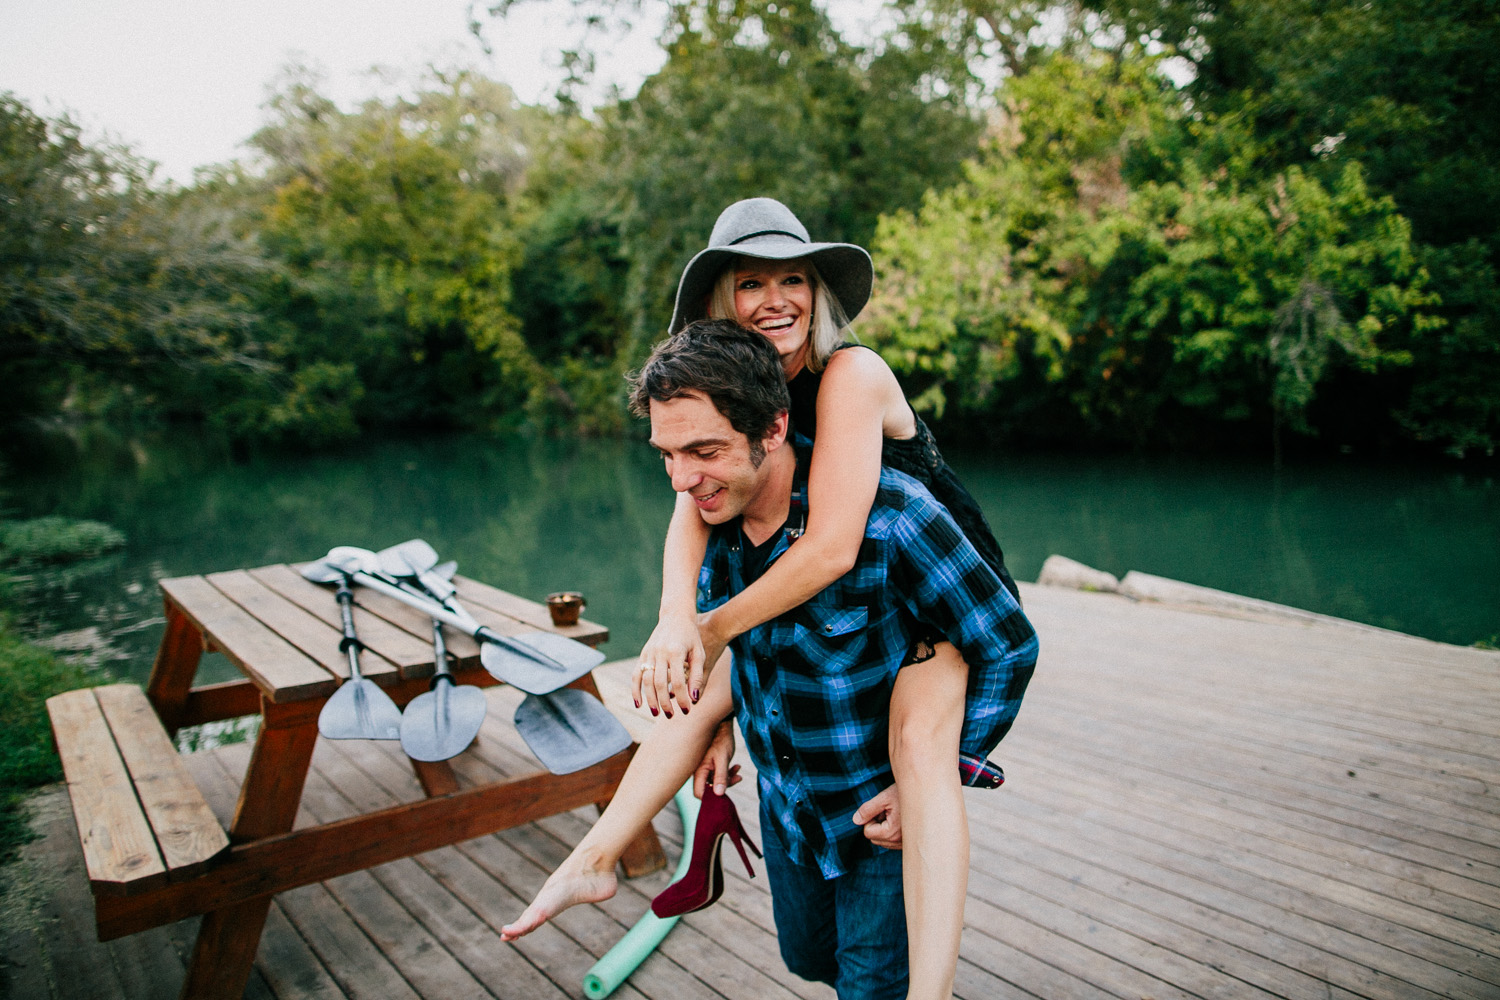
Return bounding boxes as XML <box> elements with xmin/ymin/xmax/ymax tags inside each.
<box><xmin>479</xmin><ymin>632</ymin><xmax>606</xmax><ymax>695</ymax></box>
<box><xmin>400</xmin><ymin>681</ymin><xmax>487</xmax><ymax>762</ymax></box>
<box><xmin>318</xmin><ymin>680</ymin><xmax>403</xmax><ymax>740</ymax></box>
<box><xmin>514</xmin><ymin>689</ymin><xmax>632</xmax><ymax>775</ymax></box>
<box><xmin>379</xmin><ymin>538</ymin><xmax>439</xmax><ymax>577</ymax></box>
<box><xmin>300</xmin><ymin>559</ymin><xmax>344</xmax><ymax>584</ymax></box>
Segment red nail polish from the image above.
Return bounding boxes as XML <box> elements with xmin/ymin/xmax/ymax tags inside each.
<box><xmin>691</xmin><ymin>689</ymin><xmax>700</xmax><ymax>702</ymax></box>
<box><xmin>650</xmin><ymin>706</ymin><xmax>659</xmax><ymax>717</ymax></box>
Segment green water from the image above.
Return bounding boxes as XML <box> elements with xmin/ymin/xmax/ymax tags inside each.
<box><xmin>3</xmin><ymin>424</ymin><xmax>1497</xmax><ymax>687</ymax></box>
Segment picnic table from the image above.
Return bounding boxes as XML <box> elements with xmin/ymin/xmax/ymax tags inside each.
<box><xmin>47</xmin><ymin>562</ymin><xmax>664</xmax><ymax>1000</ymax></box>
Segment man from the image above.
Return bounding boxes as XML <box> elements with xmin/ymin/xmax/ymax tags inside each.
<box><xmin>502</xmin><ymin>321</ymin><xmax>1035</xmax><ymax>999</ymax></box>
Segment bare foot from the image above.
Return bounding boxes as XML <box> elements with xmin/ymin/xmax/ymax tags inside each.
<box><xmin>501</xmin><ymin>849</ymin><xmax>619</xmax><ymax>941</ymax></box>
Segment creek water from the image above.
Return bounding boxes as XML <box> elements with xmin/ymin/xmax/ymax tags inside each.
<box><xmin>4</xmin><ymin>423</ymin><xmax>1497</xmax><ymax>687</ymax></box>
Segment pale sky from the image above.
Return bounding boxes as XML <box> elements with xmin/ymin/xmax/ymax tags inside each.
<box><xmin>0</xmin><ymin>0</ymin><xmax>668</xmax><ymax>184</ymax></box>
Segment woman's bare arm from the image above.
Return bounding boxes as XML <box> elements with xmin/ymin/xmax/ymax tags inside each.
<box><xmin>681</xmin><ymin>348</ymin><xmax>911</xmax><ymax>700</ymax></box>
<box><xmin>635</xmin><ymin>490</ymin><xmax>712</xmax><ymax>715</ymax></box>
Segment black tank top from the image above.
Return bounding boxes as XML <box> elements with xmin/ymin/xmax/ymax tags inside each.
<box><xmin>786</xmin><ymin>345</ymin><xmax>1019</xmax><ymax>602</ymax></box>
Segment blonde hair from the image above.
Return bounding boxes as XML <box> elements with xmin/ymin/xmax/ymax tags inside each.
<box><xmin>707</xmin><ymin>257</ymin><xmax>853</xmax><ymax>373</ymax></box>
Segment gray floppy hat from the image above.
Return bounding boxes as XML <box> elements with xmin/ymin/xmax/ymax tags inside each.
<box><xmin>668</xmin><ymin>197</ymin><xmax>873</xmax><ymax>333</ymax></box>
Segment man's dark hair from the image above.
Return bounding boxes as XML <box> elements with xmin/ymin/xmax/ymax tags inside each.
<box><xmin>628</xmin><ymin>319</ymin><xmax>790</xmax><ymax>446</ymax></box>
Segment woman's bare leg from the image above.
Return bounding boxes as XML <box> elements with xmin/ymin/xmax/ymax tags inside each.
<box><xmin>889</xmin><ymin>642</ymin><xmax>968</xmax><ymax>1000</ymax></box>
<box><xmin>501</xmin><ymin>659</ymin><xmax>733</xmax><ymax>940</ymax></box>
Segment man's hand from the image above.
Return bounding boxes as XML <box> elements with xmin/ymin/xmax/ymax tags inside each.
<box><xmin>634</xmin><ymin>613</ymin><xmax>705</xmax><ymax>716</ymax></box>
<box><xmin>693</xmin><ymin>718</ymin><xmax>741</xmax><ymax>798</ymax></box>
<box><xmin>852</xmin><ymin>784</ymin><xmax>902</xmax><ymax>849</ymax></box>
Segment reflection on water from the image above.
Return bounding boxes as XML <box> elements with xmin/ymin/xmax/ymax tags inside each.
<box><xmin>4</xmin><ymin>425</ymin><xmax>678</xmax><ymax>686</ymax></box>
<box><xmin>4</xmin><ymin>424</ymin><xmax>1497</xmax><ymax>688</ymax></box>
<box><xmin>947</xmin><ymin>448</ymin><xmax>1499</xmax><ymax>646</ymax></box>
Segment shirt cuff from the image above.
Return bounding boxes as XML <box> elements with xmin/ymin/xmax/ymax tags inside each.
<box><xmin>958</xmin><ymin>752</ymin><xmax>1005</xmax><ymax>789</ymax></box>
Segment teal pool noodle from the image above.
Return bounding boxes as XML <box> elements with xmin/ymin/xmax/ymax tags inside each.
<box><xmin>582</xmin><ymin>782</ymin><xmax>701</xmax><ymax>999</ymax></box>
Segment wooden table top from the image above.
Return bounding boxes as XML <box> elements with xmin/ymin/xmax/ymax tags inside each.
<box><xmin>158</xmin><ymin>564</ymin><xmax>608</xmax><ymax>704</ymax></box>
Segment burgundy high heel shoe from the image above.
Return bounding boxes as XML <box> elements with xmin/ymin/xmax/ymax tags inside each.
<box><xmin>651</xmin><ymin>787</ymin><xmax>763</xmax><ymax>918</ymax></box>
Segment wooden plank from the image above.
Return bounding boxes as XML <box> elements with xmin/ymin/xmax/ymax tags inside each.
<box><xmin>45</xmin><ymin>687</ymin><xmax>167</xmax><ymax>895</ymax></box>
<box><xmin>277</xmin><ymin>884</ymin><xmax>424</xmax><ymax>1000</ymax></box>
<box><xmin>434</xmin><ymin>832</ymin><xmax>681</xmax><ymax>1000</ymax></box>
<box><xmin>454</xmin><ymin>574</ymin><xmax>608</xmax><ymax>646</ymax></box>
<box><xmin>990</xmin><ymin>756</ymin><xmax>1500</xmax><ymax>995</ymax></box>
<box><xmin>1010</xmin><ymin>746</ymin><xmax>1500</xmax><ymax>959</ymax></box>
<box><xmin>11</xmin><ymin>787</ymin><xmax>133</xmax><ymax>999</ymax></box>
<box><xmin>251</xmin><ymin>563</ymin><xmax>436</xmax><ymax>673</ymax></box>
<box><xmin>161</xmin><ymin>575</ymin><xmax>337</xmax><ymax>704</ymax></box>
<box><xmin>229</xmin><ymin>712</ymin><xmax>320</xmax><ymax>841</ymax></box>
<box><xmin>208</xmin><ymin>569</ymin><xmax>400</xmax><ymax>685</ymax></box>
<box><xmin>255</xmin><ymin>901</ymin><xmax>349</xmax><ymax>1000</ymax></box>
<box><xmin>93</xmin><ymin>752</ymin><xmax>634</xmax><ymax>939</ymax></box>
<box><xmin>531</xmin><ymin>806</ymin><xmax>827</xmax><ymax>1000</ymax></box>
<box><xmin>372</xmin><ymin>852</ymin><xmax>576</xmax><ymax>1000</ymax></box>
<box><xmin>341</xmin><ymin>583</ymin><xmax>482</xmax><ymax>662</ymax></box>
<box><xmin>180</xmin><ymin>898</ymin><xmax>276</xmax><ymax>1000</ymax></box>
<box><xmin>321</xmin><ymin>867</ymin><xmax>490</xmax><ymax>1000</ymax></box>
<box><xmin>410</xmin><ymin>759</ymin><xmax>462</xmax><ymax>797</ymax></box>
<box><xmin>1016</xmin><ymin>710</ymin><xmax>1500</xmax><ymax>900</ymax></box>
<box><xmin>146</xmin><ymin>604</ymin><xmax>206</xmax><ymax>733</ymax></box>
<box><xmin>93</xmin><ymin>685</ymin><xmax>230</xmax><ymax>880</ymax></box>
<box><xmin>179</xmin><ymin>678</ymin><xmax>263</xmax><ymax>727</ymax></box>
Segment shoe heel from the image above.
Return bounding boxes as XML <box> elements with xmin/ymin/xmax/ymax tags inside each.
<box><xmin>728</xmin><ymin>828</ymin><xmax>759</xmax><ymax>878</ymax></box>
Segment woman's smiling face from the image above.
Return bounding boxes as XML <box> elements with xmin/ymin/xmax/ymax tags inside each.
<box><xmin>732</xmin><ymin>259</ymin><xmax>814</xmax><ymax>372</ymax></box>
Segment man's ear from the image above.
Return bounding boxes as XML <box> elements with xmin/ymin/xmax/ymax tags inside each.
<box><xmin>762</xmin><ymin>410</ymin><xmax>790</xmax><ymax>454</ymax></box>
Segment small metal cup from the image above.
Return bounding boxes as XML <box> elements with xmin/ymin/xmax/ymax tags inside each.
<box><xmin>546</xmin><ymin>591</ymin><xmax>585</xmax><ymax>627</ymax></box>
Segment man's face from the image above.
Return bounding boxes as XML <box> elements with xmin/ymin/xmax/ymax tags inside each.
<box><xmin>648</xmin><ymin>390</ymin><xmax>770</xmax><ymax>526</ymax></box>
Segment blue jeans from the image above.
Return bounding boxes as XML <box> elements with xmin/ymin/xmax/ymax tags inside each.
<box><xmin>760</xmin><ymin>802</ymin><xmax>909</xmax><ymax>1000</ymax></box>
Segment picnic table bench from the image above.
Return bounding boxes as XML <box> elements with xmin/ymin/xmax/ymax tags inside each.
<box><xmin>46</xmin><ymin>562</ymin><xmax>664</xmax><ymax>1000</ymax></box>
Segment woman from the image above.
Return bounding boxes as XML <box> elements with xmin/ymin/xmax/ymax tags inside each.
<box><xmin>504</xmin><ymin>199</ymin><xmax>1020</xmax><ymax>1000</ymax></box>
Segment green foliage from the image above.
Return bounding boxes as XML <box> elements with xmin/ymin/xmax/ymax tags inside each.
<box><xmin>0</xmin><ymin>619</ymin><xmax>98</xmax><ymax>860</ymax></box>
<box><xmin>0</xmin><ymin>96</ymin><xmax>281</xmax><ymax>429</ymax></box>
<box><xmin>1393</xmin><ymin>243</ymin><xmax>1500</xmax><ymax>457</ymax></box>
<box><xmin>0</xmin><ymin>517</ymin><xmax>125</xmax><ymax>566</ymax></box>
<box><xmin>5</xmin><ymin>0</ymin><xmax>1498</xmax><ymax>456</ymax></box>
<box><xmin>596</xmin><ymin>0</ymin><xmax>984</xmax><ymax>357</ymax></box>
<box><xmin>863</xmin><ymin>50</ymin><xmax>1438</xmax><ymax>452</ymax></box>
<box><xmin>248</xmin><ymin>68</ymin><xmax>545</xmax><ymax>436</ymax></box>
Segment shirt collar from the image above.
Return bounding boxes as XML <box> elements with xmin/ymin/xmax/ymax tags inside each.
<box><xmin>716</xmin><ymin>439</ymin><xmax>809</xmax><ymax>553</ymax></box>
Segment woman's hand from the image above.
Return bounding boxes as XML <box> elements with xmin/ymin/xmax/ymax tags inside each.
<box><xmin>634</xmin><ymin>612</ymin><xmax>705</xmax><ymax>717</ymax></box>
<box><xmin>693</xmin><ymin>718</ymin><xmax>740</xmax><ymax>798</ymax></box>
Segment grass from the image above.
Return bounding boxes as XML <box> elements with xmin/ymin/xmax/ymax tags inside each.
<box><xmin>0</xmin><ymin>616</ymin><xmax>101</xmax><ymax>864</ymax></box>
<box><xmin>0</xmin><ymin>515</ymin><xmax>122</xmax><ymax>863</ymax></box>
<box><xmin>0</xmin><ymin>516</ymin><xmax>125</xmax><ymax>566</ymax></box>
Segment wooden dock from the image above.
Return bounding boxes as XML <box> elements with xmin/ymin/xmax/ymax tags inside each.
<box><xmin>4</xmin><ymin>580</ymin><xmax>1498</xmax><ymax>999</ymax></box>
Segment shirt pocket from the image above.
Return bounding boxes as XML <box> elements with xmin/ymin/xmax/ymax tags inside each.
<box><xmin>788</xmin><ymin>604</ymin><xmax>871</xmax><ymax>676</ymax></box>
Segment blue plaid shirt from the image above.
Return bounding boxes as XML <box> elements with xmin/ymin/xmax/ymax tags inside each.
<box><xmin>699</xmin><ymin>454</ymin><xmax>1038</xmax><ymax>878</ymax></box>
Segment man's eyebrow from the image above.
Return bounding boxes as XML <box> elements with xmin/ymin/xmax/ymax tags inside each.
<box><xmin>647</xmin><ymin>436</ymin><xmax>732</xmax><ymax>453</ymax></box>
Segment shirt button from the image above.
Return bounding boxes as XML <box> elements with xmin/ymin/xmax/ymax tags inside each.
<box><xmin>824</xmin><ymin>624</ymin><xmax>833</xmax><ymax>632</ymax></box>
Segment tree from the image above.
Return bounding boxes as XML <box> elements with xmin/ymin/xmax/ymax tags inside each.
<box><xmin>860</xmin><ymin>51</ymin><xmax>1436</xmax><ymax>456</ymax></box>
<box><xmin>246</xmin><ymin>68</ymin><xmax>546</xmax><ymax>437</ymax></box>
<box><xmin>0</xmin><ymin>94</ymin><xmax>281</xmax><ymax>430</ymax></box>
<box><xmin>597</xmin><ymin>0</ymin><xmax>986</xmax><ymax>356</ymax></box>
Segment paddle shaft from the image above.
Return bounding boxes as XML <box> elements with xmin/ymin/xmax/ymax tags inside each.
<box><xmin>336</xmin><ymin>579</ymin><xmax>367</xmax><ymax>682</ymax></box>
<box><xmin>431</xmin><ymin>619</ymin><xmax>453</xmax><ymax>685</ymax></box>
<box><xmin>347</xmin><ymin>570</ymin><xmax>570</xmax><ymax>671</ymax></box>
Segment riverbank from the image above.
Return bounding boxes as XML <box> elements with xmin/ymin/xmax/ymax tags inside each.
<box><xmin>4</xmin><ymin>567</ymin><xmax>1496</xmax><ymax>999</ymax></box>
